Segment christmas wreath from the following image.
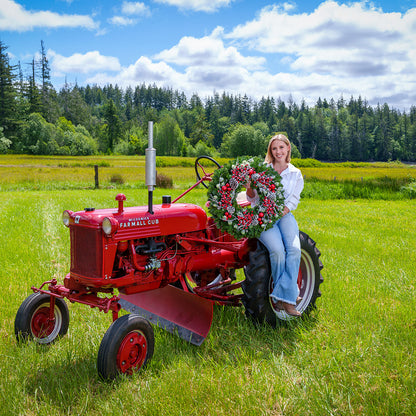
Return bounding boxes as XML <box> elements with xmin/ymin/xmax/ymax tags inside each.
<box><xmin>207</xmin><ymin>157</ymin><xmax>285</xmax><ymax>239</ymax></box>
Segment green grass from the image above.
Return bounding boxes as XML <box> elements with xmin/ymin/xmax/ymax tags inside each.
<box><xmin>1</xmin><ymin>155</ymin><xmax>415</xmax><ymax>197</ymax></box>
<box><xmin>0</xmin><ymin>185</ymin><xmax>415</xmax><ymax>415</ymax></box>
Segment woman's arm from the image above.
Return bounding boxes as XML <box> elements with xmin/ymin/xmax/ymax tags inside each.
<box><xmin>284</xmin><ymin>171</ymin><xmax>304</xmax><ymax>212</ymax></box>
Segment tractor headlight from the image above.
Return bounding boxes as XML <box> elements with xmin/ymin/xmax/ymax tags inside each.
<box><xmin>62</xmin><ymin>210</ymin><xmax>71</xmax><ymax>227</ymax></box>
<box><xmin>102</xmin><ymin>217</ymin><xmax>118</xmax><ymax>236</ymax></box>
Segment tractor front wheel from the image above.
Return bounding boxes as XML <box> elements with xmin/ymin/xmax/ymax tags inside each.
<box><xmin>241</xmin><ymin>231</ymin><xmax>323</xmax><ymax>326</ymax></box>
<box><xmin>97</xmin><ymin>314</ymin><xmax>154</xmax><ymax>380</ymax></box>
<box><xmin>15</xmin><ymin>292</ymin><xmax>69</xmax><ymax>344</ymax></box>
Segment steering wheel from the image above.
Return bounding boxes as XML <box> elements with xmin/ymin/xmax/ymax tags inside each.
<box><xmin>195</xmin><ymin>156</ymin><xmax>222</xmax><ymax>189</ymax></box>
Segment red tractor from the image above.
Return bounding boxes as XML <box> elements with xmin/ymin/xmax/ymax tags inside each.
<box><xmin>15</xmin><ymin>124</ymin><xmax>323</xmax><ymax>379</ymax></box>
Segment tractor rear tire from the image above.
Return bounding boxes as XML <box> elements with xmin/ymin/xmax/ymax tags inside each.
<box><xmin>97</xmin><ymin>314</ymin><xmax>154</xmax><ymax>380</ymax></box>
<box><xmin>241</xmin><ymin>231</ymin><xmax>323</xmax><ymax>326</ymax></box>
<box><xmin>15</xmin><ymin>292</ymin><xmax>69</xmax><ymax>344</ymax></box>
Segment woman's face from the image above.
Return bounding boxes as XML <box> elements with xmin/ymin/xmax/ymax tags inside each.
<box><xmin>271</xmin><ymin>139</ymin><xmax>290</xmax><ymax>163</ymax></box>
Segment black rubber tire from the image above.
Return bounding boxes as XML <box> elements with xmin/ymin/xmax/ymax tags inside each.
<box><xmin>15</xmin><ymin>292</ymin><xmax>69</xmax><ymax>344</ymax></box>
<box><xmin>296</xmin><ymin>231</ymin><xmax>324</xmax><ymax>316</ymax></box>
<box><xmin>97</xmin><ymin>314</ymin><xmax>154</xmax><ymax>380</ymax></box>
<box><xmin>241</xmin><ymin>231</ymin><xmax>323</xmax><ymax>325</ymax></box>
<box><xmin>195</xmin><ymin>155</ymin><xmax>221</xmax><ymax>189</ymax></box>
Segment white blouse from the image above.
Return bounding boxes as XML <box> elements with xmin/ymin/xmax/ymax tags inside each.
<box><xmin>247</xmin><ymin>163</ymin><xmax>304</xmax><ymax>212</ymax></box>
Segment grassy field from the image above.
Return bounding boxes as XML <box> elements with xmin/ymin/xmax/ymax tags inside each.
<box><xmin>0</xmin><ymin>157</ymin><xmax>415</xmax><ymax>415</ymax></box>
<box><xmin>1</xmin><ymin>155</ymin><xmax>415</xmax><ymax>193</ymax></box>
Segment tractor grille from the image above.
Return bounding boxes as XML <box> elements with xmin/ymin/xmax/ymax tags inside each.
<box><xmin>70</xmin><ymin>227</ymin><xmax>103</xmax><ymax>278</ymax></box>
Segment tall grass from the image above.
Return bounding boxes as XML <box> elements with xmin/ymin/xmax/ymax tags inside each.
<box><xmin>302</xmin><ymin>176</ymin><xmax>416</xmax><ymax>199</ymax></box>
<box><xmin>0</xmin><ymin>187</ymin><xmax>415</xmax><ymax>415</ymax></box>
<box><xmin>1</xmin><ymin>155</ymin><xmax>415</xmax><ymax>198</ymax></box>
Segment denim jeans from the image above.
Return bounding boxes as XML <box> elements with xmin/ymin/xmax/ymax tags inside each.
<box><xmin>259</xmin><ymin>212</ymin><xmax>301</xmax><ymax>305</ymax></box>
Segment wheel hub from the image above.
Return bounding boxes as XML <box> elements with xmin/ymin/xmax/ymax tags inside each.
<box><xmin>117</xmin><ymin>330</ymin><xmax>147</xmax><ymax>374</ymax></box>
<box><xmin>31</xmin><ymin>307</ymin><xmax>55</xmax><ymax>338</ymax></box>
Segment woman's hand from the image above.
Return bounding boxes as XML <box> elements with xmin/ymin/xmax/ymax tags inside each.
<box><xmin>245</xmin><ymin>182</ymin><xmax>255</xmax><ymax>198</ymax></box>
<box><xmin>282</xmin><ymin>206</ymin><xmax>290</xmax><ymax>216</ymax></box>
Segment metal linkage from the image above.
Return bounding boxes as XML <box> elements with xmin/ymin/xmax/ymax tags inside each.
<box><xmin>32</xmin><ymin>279</ymin><xmax>121</xmax><ymax>321</ymax></box>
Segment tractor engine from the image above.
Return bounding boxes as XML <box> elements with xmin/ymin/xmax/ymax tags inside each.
<box><xmin>62</xmin><ymin>193</ymin><xmax>250</xmax><ymax>295</ymax></box>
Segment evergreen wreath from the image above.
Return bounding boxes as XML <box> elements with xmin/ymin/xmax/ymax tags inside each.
<box><xmin>207</xmin><ymin>157</ymin><xmax>285</xmax><ymax>239</ymax></box>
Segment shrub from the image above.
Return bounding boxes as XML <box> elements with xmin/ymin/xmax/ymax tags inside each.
<box><xmin>220</xmin><ymin>124</ymin><xmax>266</xmax><ymax>158</ymax></box>
<box><xmin>0</xmin><ymin>134</ymin><xmax>12</xmax><ymax>154</ymax></box>
<box><xmin>401</xmin><ymin>180</ymin><xmax>416</xmax><ymax>198</ymax></box>
<box><xmin>110</xmin><ymin>174</ymin><xmax>124</xmax><ymax>184</ymax></box>
<box><xmin>156</xmin><ymin>173</ymin><xmax>173</xmax><ymax>188</ymax></box>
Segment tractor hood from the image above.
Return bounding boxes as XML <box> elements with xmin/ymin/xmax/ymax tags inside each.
<box><xmin>63</xmin><ymin>195</ymin><xmax>208</xmax><ymax>239</ymax></box>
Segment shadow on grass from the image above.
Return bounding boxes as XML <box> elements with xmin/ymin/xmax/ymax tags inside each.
<box><xmin>21</xmin><ymin>357</ymin><xmax>125</xmax><ymax>415</ymax></box>
<box><xmin>146</xmin><ymin>303</ymin><xmax>319</xmax><ymax>376</ymax></box>
<box><xmin>19</xmin><ymin>302</ymin><xmax>319</xmax><ymax>412</ymax></box>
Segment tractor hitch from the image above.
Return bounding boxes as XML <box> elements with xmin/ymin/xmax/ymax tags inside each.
<box><xmin>31</xmin><ymin>279</ymin><xmax>122</xmax><ymax>321</ymax></box>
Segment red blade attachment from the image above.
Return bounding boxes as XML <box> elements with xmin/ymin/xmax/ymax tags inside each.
<box><xmin>119</xmin><ymin>285</ymin><xmax>213</xmax><ymax>346</ymax></box>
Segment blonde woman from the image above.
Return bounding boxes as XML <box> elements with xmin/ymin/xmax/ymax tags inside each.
<box><xmin>246</xmin><ymin>134</ymin><xmax>304</xmax><ymax>316</ymax></box>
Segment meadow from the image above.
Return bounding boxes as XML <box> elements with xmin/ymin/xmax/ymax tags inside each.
<box><xmin>0</xmin><ymin>155</ymin><xmax>415</xmax><ymax>415</ymax></box>
<box><xmin>1</xmin><ymin>155</ymin><xmax>415</xmax><ymax>196</ymax></box>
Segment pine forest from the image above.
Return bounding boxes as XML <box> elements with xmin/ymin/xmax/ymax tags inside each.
<box><xmin>1</xmin><ymin>40</ymin><xmax>416</xmax><ymax>162</ymax></box>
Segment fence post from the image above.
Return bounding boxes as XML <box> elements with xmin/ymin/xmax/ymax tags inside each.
<box><xmin>94</xmin><ymin>165</ymin><xmax>99</xmax><ymax>189</ymax></box>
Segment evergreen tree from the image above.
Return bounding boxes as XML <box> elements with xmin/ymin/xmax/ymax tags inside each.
<box><xmin>313</xmin><ymin>107</ymin><xmax>329</xmax><ymax>160</ymax></box>
<box><xmin>207</xmin><ymin>105</ymin><xmax>224</xmax><ymax>148</ymax></box>
<box><xmin>59</xmin><ymin>82</ymin><xmax>91</xmax><ymax>128</ymax></box>
<box><xmin>0</xmin><ymin>41</ymin><xmax>18</xmax><ymax>140</ymax></box>
<box><xmin>2</xmin><ymin>38</ymin><xmax>416</xmax><ymax>161</ymax></box>
<box><xmin>124</xmin><ymin>86</ymin><xmax>134</xmax><ymax>121</ymax></box>
<box><xmin>103</xmin><ymin>99</ymin><xmax>122</xmax><ymax>152</ymax></box>
<box><xmin>26</xmin><ymin>58</ymin><xmax>42</xmax><ymax>114</ymax></box>
<box><xmin>39</xmin><ymin>40</ymin><xmax>58</xmax><ymax>122</ymax></box>
<box><xmin>189</xmin><ymin>112</ymin><xmax>213</xmax><ymax>147</ymax></box>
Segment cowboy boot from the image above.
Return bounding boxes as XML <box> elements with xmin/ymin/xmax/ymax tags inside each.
<box><xmin>282</xmin><ymin>302</ymin><xmax>301</xmax><ymax>317</ymax></box>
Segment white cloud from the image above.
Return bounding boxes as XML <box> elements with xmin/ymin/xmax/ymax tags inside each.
<box><xmin>226</xmin><ymin>1</ymin><xmax>416</xmax><ymax>77</ymax></box>
<box><xmin>55</xmin><ymin>1</ymin><xmax>416</xmax><ymax>109</ymax></box>
<box><xmin>154</xmin><ymin>28</ymin><xmax>265</xmax><ymax>70</ymax></box>
<box><xmin>108</xmin><ymin>16</ymin><xmax>136</xmax><ymax>26</ymax></box>
<box><xmin>109</xmin><ymin>1</ymin><xmax>150</xmax><ymax>27</ymax></box>
<box><xmin>0</xmin><ymin>0</ymin><xmax>98</xmax><ymax>31</ymax></box>
<box><xmin>121</xmin><ymin>1</ymin><xmax>150</xmax><ymax>16</ymax></box>
<box><xmin>120</xmin><ymin>56</ymin><xmax>180</xmax><ymax>82</ymax></box>
<box><xmin>50</xmin><ymin>51</ymin><xmax>121</xmax><ymax>75</ymax></box>
<box><xmin>86</xmin><ymin>56</ymin><xmax>188</xmax><ymax>92</ymax></box>
<box><xmin>153</xmin><ymin>0</ymin><xmax>235</xmax><ymax>13</ymax></box>
<box><xmin>185</xmin><ymin>65</ymin><xmax>249</xmax><ymax>89</ymax></box>
<box><xmin>221</xmin><ymin>0</ymin><xmax>416</xmax><ymax>107</ymax></box>
<box><xmin>86</xmin><ymin>54</ymin><xmax>250</xmax><ymax>97</ymax></box>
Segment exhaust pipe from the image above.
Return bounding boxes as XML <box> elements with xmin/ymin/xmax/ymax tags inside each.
<box><xmin>146</xmin><ymin>121</ymin><xmax>156</xmax><ymax>214</ymax></box>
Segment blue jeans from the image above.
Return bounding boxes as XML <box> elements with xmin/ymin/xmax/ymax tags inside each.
<box><xmin>259</xmin><ymin>213</ymin><xmax>301</xmax><ymax>305</ymax></box>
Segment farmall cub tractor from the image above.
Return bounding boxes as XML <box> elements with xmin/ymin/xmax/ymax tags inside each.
<box><xmin>15</xmin><ymin>124</ymin><xmax>323</xmax><ymax>380</ymax></box>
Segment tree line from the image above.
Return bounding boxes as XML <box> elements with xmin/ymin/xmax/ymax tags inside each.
<box><xmin>1</xmin><ymin>40</ymin><xmax>416</xmax><ymax>161</ymax></box>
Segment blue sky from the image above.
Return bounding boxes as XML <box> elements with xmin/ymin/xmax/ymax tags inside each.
<box><xmin>1</xmin><ymin>0</ymin><xmax>416</xmax><ymax>110</ymax></box>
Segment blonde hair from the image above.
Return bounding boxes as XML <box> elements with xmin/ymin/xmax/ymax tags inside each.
<box><xmin>265</xmin><ymin>134</ymin><xmax>291</xmax><ymax>164</ymax></box>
